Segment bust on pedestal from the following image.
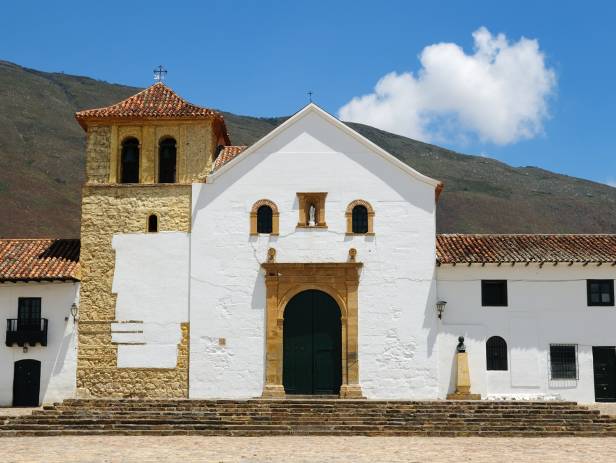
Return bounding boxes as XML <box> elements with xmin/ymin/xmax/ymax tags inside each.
<box><xmin>447</xmin><ymin>336</ymin><xmax>481</xmax><ymax>400</ymax></box>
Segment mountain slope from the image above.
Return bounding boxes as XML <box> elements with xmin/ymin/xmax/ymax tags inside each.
<box><xmin>1</xmin><ymin>60</ymin><xmax>615</xmax><ymax>238</ymax></box>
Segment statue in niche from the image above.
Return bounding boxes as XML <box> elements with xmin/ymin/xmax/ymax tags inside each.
<box><xmin>308</xmin><ymin>203</ymin><xmax>317</xmax><ymax>226</ymax></box>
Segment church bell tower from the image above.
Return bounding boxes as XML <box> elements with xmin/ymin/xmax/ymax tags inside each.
<box><xmin>73</xmin><ymin>81</ymin><xmax>229</xmax><ymax>398</ymax></box>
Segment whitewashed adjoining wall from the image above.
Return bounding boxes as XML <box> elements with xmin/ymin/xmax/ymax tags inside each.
<box><xmin>111</xmin><ymin>232</ymin><xmax>189</xmax><ymax>368</ymax></box>
<box><xmin>189</xmin><ymin>109</ymin><xmax>439</xmax><ymax>399</ymax></box>
<box><xmin>0</xmin><ymin>282</ymin><xmax>79</xmax><ymax>406</ymax></box>
<box><xmin>437</xmin><ymin>264</ymin><xmax>616</xmax><ymax>402</ymax></box>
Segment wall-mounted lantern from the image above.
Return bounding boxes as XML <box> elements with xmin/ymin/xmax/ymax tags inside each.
<box><xmin>436</xmin><ymin>300</ymin><xmax>447</xmax><ymax>319</ymax></box>
<box><xmin>70</xmin><ymin>303</ymin><xmax>79</xmax><ymax>323</ymax></box>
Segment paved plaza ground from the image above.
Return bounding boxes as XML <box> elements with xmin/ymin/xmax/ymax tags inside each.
<box><xmin>0</xmin><ymin>436</ymin><xmax>614</xmax><ymax>462</ymax></box>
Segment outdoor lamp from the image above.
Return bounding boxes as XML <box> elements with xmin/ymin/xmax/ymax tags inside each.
<box><xmin>70</xmin><ymin>303</ymin><xmax>79</xmax><ymax>322</ymax></box>
<box><xmin>436</xmin><ymin>300</ymin><xmax>447</xmax><ymax>319</ymax></box>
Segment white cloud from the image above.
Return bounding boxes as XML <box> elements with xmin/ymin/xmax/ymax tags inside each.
<box><xmin>338</xmin><ymin>27</ymin><xmax>557</xmax><ymax>145</ymax></box>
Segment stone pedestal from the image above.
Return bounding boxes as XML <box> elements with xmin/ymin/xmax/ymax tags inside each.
<box><xmin>447</xmin><ymin>352</ymin><xmax>481</xmax><ymax>400</ymax></box>
<box><xmin>261</xmin><ymin>384</ymin><xmax>286</xmax><ymax>399</ymax></box>
<box><xmin>339</xmin><ymin>384</ymin><xmax>365</xmax><ymax>399</ymax></box>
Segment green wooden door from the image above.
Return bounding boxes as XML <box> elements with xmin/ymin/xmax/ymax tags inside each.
<box><xmin>283</xmin><ymin>290</ymin><xmax>342</xmax><ymax>395</ymax></box>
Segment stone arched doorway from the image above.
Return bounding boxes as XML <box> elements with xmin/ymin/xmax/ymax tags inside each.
<box><xmin>261</xmin><ymin>261</ymin><xmax>363</xmax><ymax>398</ymax></box>
<box><xmin>283</xmin><ymin>290</ymin><xmax>342</xmax><ymax>395</ymax></box>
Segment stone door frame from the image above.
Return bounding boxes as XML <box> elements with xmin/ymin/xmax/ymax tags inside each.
<box><xmin>261</xmin><ymin>262</ymin><xmax>364</xmax><ymax>399</ymax></box>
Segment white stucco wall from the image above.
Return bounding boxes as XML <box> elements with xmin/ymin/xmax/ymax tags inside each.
<box><xmin>111</xmin><ymin>232</ymin><xmax>189</xmax><ymax>368</ymax></box>
<box><xmin>437</xmin><ymin>264</ymin><xmax>616</xmax><ymax>402</ymax></box>
<box><xmin>189</xmin><ymin>108</ymin><xmax>439</xmax><ymax>399</ymax></box>
<box><xmin>0</xmin><ymin>281</ymin><xmax>79</xmax><ymax>406</ymax></box>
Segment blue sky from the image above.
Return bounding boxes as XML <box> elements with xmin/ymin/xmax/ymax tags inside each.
<box><xmin>1</xmin><ymin>0</ymin><xmax>615</xmax><ymax>185</ymax></box>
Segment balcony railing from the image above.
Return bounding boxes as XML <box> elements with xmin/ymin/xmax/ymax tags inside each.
<box><xmin>6</xmin><ymin>318</ymin><xmax>48</xmax><ymax>347</ymax></box>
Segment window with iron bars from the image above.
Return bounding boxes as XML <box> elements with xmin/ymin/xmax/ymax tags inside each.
<box><xmin>549</xmin><ymin>344</ymin><xmax>578</xmax><ymax>380</ymax></box>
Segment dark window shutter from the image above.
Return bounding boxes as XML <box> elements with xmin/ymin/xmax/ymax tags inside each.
<box><xmin>352</xmin><ymin>205</ymin><xmax>368</xmax><ymax>234</ymax></box>
<box><xmin>481</xmin><ymin>280</ymin><xmax>508</xmax><ymax>306</ymax></box>
<box><xmin>257</xmin><ymin>206</ymin><xmax>273</xmax><ymax>234</ymax></box>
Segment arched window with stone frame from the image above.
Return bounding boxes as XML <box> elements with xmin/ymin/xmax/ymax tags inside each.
<box><xmin>158</xmin><ymin>137</ymin><xmax>177</xmax><ymax>183</ymax></box>
<box><xmin>345</xmin><ymin>200</ymin><xmax>375</xmax><ymax>235</ymax></box>
<box><xmin>120</xmin><ymin>137</ymin><xmax>140</xmax><ymax>183</ymax></box>
<box><xmin>250</xmin><ymin>200</ymin><xmax>279</xmax><ymax>235</ymax></box>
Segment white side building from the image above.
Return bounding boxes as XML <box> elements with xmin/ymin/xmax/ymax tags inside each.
<box><xmin>0</xmin><ymin>239</ymin><xmax>79</xmax><ymax>406</ymax></box>
<box><xmin>436</xmin><ymin>234</ymin><xmax>616</xmax><ymax>403</ymax></box>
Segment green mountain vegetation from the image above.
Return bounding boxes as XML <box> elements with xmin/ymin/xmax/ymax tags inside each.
<box><xmin>1</xmin><ymin>60</ymin><xmax>615</xmax><ymax>238</ymax></box>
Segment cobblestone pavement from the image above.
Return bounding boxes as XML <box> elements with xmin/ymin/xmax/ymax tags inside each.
<box><xmin>0</xmin><ymin>436</ymin><xmax>614</xmax><ymax>462</ymax></box>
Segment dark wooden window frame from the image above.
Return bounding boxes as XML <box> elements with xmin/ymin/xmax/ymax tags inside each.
<box><xmin>18</xmin><ymin>297</ymin><xmax>41</xmax><ymax>324</ymax></box>
<box><xmin>481</xmin><ymin>280</ymin><xmax>508</xmax><ymax>307</ymax></box>
<box><xmin>587</xmin><ymin>279</ymin><xmax>615</xmax><ymax>307</ymax></box>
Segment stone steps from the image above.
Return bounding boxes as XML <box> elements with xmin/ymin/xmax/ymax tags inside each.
<box><xmin>2</xmin><ymin>399</ymin><xmax>616</xmax><ymax>437</ymax></box>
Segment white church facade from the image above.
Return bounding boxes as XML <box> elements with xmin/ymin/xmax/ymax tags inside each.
<box><xmin>2</xmin><ymin>84</ymin><xmax>616</xmax><ymax>406</ymax></box>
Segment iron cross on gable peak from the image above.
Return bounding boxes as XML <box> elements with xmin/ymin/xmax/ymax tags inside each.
<box><xmin>153</xmin><ymin>65</ymin><xmax>167</xmax><ymax>83</ymax></box>
<box><xmin>307</xmin><ymin>91</ymin><xmax>313</xmax><ymax>103</ymax></box>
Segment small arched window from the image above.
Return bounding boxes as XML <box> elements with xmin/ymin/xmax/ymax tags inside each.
<box><xmin>158</xmin><ymin>138</ymin><xmax>177</xmax><ymax>183</ymax></box>
<box><xmin>352</xmin><ymin>205</ymin><xmax>369</xmax><ymax>234</ymax></box>
<box><xmin>148</xmin><ymin>214</ymin><xmax>158</xmax><ymax>233</ymax></box>
<box><xmin>120</xmin><ymin>137</ymin><xmax>140</xmax><ymax>183</ymax></box>
<box><xmin>346</xmin><ymin>200</ymin><xmax>374</xmax><ymax>235</ymax></box>
<box><xmin>257</xmin><ymin>205</ymin><xmax>273</xmax><ymax>234</ymax></box>
<box><xmin>250</xmin><ymin>200</ymin><xmax>279</xmax><ymax>235</ymax></box>
<box><xmin>486</xmin><ymin>336</ymin><xmax>508</xmax><ymax>371</ymax></box>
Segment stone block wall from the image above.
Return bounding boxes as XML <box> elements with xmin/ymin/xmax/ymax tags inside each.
<box><xmin>77</xmin><ymin>184</ymin><xmax>191</xmax><ymax>398</ymax></box>
<box><xmin>85</xmin><ymin>121</ymin><xmax>218</xmax><ymax>185</ymax></box>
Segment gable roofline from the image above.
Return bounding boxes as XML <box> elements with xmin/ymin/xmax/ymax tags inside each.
<box><xmin>207</xmin><ymin>103</ymin><xmax>443</xmax><ymax>191</ymax></box>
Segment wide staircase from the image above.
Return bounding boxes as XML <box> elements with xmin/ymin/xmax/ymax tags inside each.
<box><xmin>2</xmin><ymin>399</ymin><xmax>616</xmax><ymax>437</ymax></box>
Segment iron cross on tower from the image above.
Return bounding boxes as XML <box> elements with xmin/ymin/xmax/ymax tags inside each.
<box><xmin>153</xmin><ymin>65</ymin><xmax>167</xmax><ymax>82</ymax></box>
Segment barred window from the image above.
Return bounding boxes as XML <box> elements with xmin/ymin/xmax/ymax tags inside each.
<box><xmin>550</xmin><ymin>344</ymin><xmax>578</xmax><ymax>380</ymax></box>
<box><xmin>486</xmin><ymin>336</ymin><xmax>508</xmax><ymax>371</ymax></box>
<box><xmin>481</xmin><ymin>280</ymin><xmax>508</xmax><ymax>306</ymax></box>
<box><xmin>587</xmin><ymin>280</ymin><xmax>614</xmax><ymax>306</ymax></box>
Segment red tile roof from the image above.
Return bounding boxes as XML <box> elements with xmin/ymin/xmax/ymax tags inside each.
<box><xmin>213</xmin><ymin>145</ymin><xmax>248</xmax><ymax>171</ymax></box>
<box><xmin>437</xmin><ymin>234</ymin><xmax>616</xmax><ymax>264</ymax></box>
<box><xmin>75</xmin><ymin>83</ymin><xmax>223</xmax><ymax>129</ymax></box>
<box><xmin>0</xmin><ymin>239</ymin><xmax>80</xmax><ymax>282</ymax></box>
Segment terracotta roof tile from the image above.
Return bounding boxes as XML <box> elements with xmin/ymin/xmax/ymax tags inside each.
<box><xmin>436</xmin><ymin>234</ymin><xmax>616</xmax><ymax>264</ymax></box>
<box><xmin>0</xmin><ymin>239</ymin><xmax>80</xmax><ymax>282</ymax></box>
<box><xmin>213</xmin><ymin>145</ymin><xmax>248</xmax><ymax>171</ymax></box>
<box><xmin>75</xmin><ymin>83</ymin><xmax>222</xmax><ymax>129</ymax></box>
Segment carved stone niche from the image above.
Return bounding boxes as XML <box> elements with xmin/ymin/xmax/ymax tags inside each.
<box><xmin>296</xmin><ymin>192</ymin><xmax>327</xmax><ymax>228</ymax></box>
